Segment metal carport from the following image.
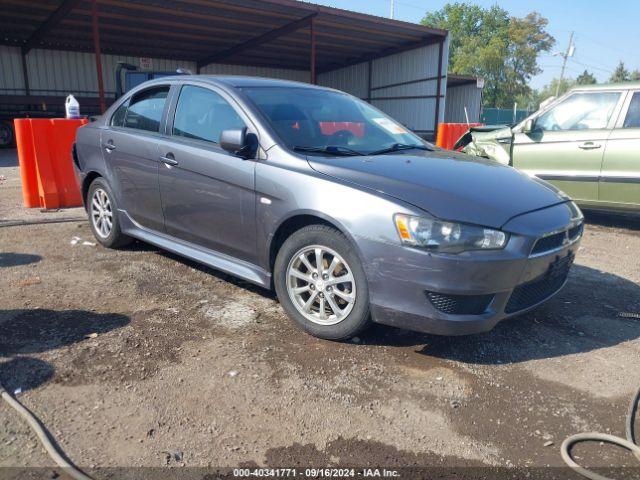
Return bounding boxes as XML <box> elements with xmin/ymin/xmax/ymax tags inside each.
<box><xmin>0</xmin><ymin>0</ymin><xmax>449</xmax><ymax>139</ymax></box>
<box><xmin>444</xmin><ymin>74</ymin><xmax>484</xmax><ymax>124</ymax></box>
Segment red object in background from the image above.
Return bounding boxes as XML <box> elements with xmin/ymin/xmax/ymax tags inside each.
<box><xmin>319</xmin><ymin>121</ymin><xmax>365</xmax><ymax>138</ymax></box>
<box><xmin>436</xmin><ymin>123</ymin><xmax>483</xmax><ymax>150</ymax></box>
<box><xmin>14</xmin><ymin>118</ymin><xmax>88</xmax><ymax>209</ymax></box>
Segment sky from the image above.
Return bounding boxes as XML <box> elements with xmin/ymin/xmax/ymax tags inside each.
<box><xmin>311</xmin><ymin>0</ymin><xmax>639</xmax><ymax>89</ymax></box>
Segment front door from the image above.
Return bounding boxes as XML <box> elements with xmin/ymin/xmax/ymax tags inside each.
<box><xmin>599</xmin><ymin>90</ymin><xmax>640</xmax><ymax>210</ymax></box>
<box><xmin>156</xmin><ymin>84</ymin><xmax>257</xmax><ymax>263</ymax></box>
<box><xmin>512</xmin><ymin>90</ymin><xmax>624</xmax><ymax>205</ymax></box>
<box><xmin>104</xmin><ymin>85</ymin><xmax>170</xmax><ymax>232</ymax></box>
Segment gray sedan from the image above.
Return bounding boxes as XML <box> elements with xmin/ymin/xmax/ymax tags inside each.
<box><xmin>73</xmin><ymin>76</ymin><xmax>583</xmax><ymax>340</ymax></box>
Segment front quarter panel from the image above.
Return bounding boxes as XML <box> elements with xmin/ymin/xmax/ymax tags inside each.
<box><xmin>254</xmin><ymin>148</ymin><xmax>423</xmax><ymax>271</ymax></box>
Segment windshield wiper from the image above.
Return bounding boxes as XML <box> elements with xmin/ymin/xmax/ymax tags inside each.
<box><xmin>368</xmin><ymin>143</ymin><xmax>432</xmax><ymax>155</ymax></box>
<box><xmin>293</xmin><ymin>145</ymin><xmax>365</xmax><ymax>156</ymax></box>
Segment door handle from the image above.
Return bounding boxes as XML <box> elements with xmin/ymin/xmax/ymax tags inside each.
<box><xmin>103</xmin><ymin>141</ymin><xmax>116</xmax><ymax>152</ymax></box>
<box><xmin>578</xmin><ymin>142</ymin><xmax>601</xmax><ymax>150</ymax></box>
<box><xmin>159</xmin><ymin>154</ymin><xmax>178</xmax><ymax>166</ymax></box>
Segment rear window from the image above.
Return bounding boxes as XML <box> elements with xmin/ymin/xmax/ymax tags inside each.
<box><xmin>623</xmin><ymin>92</ymin><xmax>640</xmax><ymax>128</ymax></box>
<box><xmin>123</xmin><ymin>86</ymin><xmax>169</xmax><ymax>132</ymax></box>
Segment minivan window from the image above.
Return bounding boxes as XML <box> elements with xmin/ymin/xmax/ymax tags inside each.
<box><xmin>536</xmin><ymin>92</ymin><xmax>620</xmax><ymax>131</ymax></box>
<box><xmin>623</xmin><ymin>92</ymin><xmax>640</xmax><ymax>128</ymax></box>
<box><xmin>124</xmin><ymin>86</ymin><xmax>169</xmax><ymax>132</ymax></box>
<box><xmin>173</xmin><ymin>85</ymin><xmax>246</xmax><ymax>144</ymax></box>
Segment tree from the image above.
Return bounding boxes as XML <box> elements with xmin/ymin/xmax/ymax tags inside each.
<box><xmin>422</xmin><ymin>3</ymin><xmax>554</xmax><ymax>108</ymax></box>
<box><xmin>609</xmin><ymin>61</ymin><xmax>630</xmax><ymax>83</ymax></box>
<box><xmin>535</xmin><ymin>78</ymin><xmax>575</xmax><ymax>106</ymax></box>
<box><xmin>576</xmin><ymin>70</ymin><xmax>597</xmax><ymax>85</ymax></box>
<box><xmin>631</xmin><ymin>70</ymin><xmax>640</xmax><ymax>81</ymax></box>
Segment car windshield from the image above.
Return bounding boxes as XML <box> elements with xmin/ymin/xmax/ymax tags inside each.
<box><xmin>241</xmin><ymin>86</ymin><xmax>429</xmax><ymax>155</ymax></box>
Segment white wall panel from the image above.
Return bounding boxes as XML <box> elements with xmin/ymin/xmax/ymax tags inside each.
<box><xmin>23</xmin><ymin>49</ymin><xmax>197</xmax><ymax>97</ymax></box>
<box><xmin>317</xmin><ymin>62</ymin><xmax>369</xmax><ymax>98</ymax></box>
<box><xmin>0</xmin><ymin>46</ymin><xmax>25</xmax><ymax>94</ymax></box>
<box><xmin>1</xmin><ymin>46</ymin><xmax>308</xmax><ymax>97</ymax></box>
<box><xmin>369</xmin><ymin>38</ymin><xmax>449</xmax><ymax>133</ymax></box>
<box><xmin>445</xmin><ymin>83</ymin><xmax>483</xmax><ymax>123</ymax></box>
<box><xmin>371</xmin><ymin>98</ymin><xmax>436</xmax><ymax>132</ymax></box>
<box><xmin>201</xmin><ymin>63</ymin><xmax>309</xmax><ymax>82</ymax></box>
<box><xmin>371</xmin><ymin>79</ymin><xmax>438</xmax><ymax>98</ymax></box>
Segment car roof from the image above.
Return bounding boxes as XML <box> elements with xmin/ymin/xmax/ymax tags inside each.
<box><xmin>571</xmin><ymin>81</ymin><xmax>640</xmax><ymax>92</ymax></box>
<box><xmin>151</xmin><ymin>74</ymin><xmax>331</xmax><ymax>91</ymax></box>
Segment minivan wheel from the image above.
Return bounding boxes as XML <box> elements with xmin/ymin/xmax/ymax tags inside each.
<box><xmin>274</xmin><ymin>225</ymin><xmax>370</xmax><ymax>340</ymax></box>
<box><xmin>87</xmin><ymin>178</ymin><xmax>132</xmax><ymax>248</ymax></box>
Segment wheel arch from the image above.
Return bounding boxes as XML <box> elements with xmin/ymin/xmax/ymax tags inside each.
<box><xmin>81</xmin><ymin>171</ymin><xmax>103</xmax><ymax>209</ymax></box>
<box><xmin>267</xmin><ymin>210</ymin><xmax>365</xmax><ymax>277</ymax></box>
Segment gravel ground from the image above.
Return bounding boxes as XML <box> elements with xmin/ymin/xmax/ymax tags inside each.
<box><xmin>1</xmin><ymin>150</ymin><xmax>640</xmax><ymax>479</ymax></box>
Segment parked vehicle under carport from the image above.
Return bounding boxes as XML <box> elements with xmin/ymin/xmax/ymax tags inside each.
<box><xmin>74</xmin><ymin>75</ymin><xmax>584</xmax><ymax>341</ymax></box>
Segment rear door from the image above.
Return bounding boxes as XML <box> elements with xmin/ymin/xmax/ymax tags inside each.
<box><xmin>156</xmin><ymin>83</ymin><xmax>258</xmax><ymax>263</ymax></box>
<box><xmin>599</xmin><ymin>90</ymin><xmax>640</xmax><ymax>210</ymax></box>
<box><xmin>512</xmin><ymin>90</ymin><xmax>624</xmax><ymax>205</ymax></box>
<box><xmin>103</xmin><ymin>85</ymin><xmax>170</xmax><ymax>232</ymax></box>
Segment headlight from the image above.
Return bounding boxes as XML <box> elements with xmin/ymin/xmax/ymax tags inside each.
<box><xmin>394</xmin><ymin>214</ymin><xmax>508</xmax><ymax>253</ymax></box>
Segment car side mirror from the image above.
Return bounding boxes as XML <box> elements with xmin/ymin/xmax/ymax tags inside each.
<box><xmin>220</xmin><ymin>127</ymin><xmax>257</xmax><ymax>159</ymax></box>
<box><xmin>522</xmin><ymin>118</ymin><xmax>536</xmax><ymax>134</ymax></box>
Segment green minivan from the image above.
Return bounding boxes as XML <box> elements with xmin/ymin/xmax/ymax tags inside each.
<box><xmin>458</xmin><ymin>82</ymin><xmax>640</xmax><ymax>213</ymax></box>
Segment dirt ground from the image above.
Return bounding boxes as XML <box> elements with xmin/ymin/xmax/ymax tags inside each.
<box><xmin>1</xmin><ymin>149</ymin><xmax>640</xmax><ymax>479</ymax></box>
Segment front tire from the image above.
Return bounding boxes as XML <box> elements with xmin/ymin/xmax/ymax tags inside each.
<box><xmin>87</xmin><ymin>177</ymin><xmax>132</xmax><ymax>248</ymax></box>
<box><xmin>274</xmin><ymin>225</ymin><xmax>370</xmax><ymax>340</ymax></box>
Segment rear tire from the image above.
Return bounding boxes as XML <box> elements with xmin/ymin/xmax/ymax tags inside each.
<box><xmin>0</xmin><ymin>121</ymin><xmax>14</xmax><ymax>148</ymax></box>
<box><xmin>87</xmin><ymin>177</ymin><xmax>132</xmax><ymax>248</ymax></box>
<box><xmin>274</xmin><ymin>224</ymin><xmax>370</xmax><ymax>340</ymax></box>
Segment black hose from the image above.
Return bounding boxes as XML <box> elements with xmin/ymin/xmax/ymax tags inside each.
<box><xmin>0</xmin><ymin>217</ymin><xmax>86</xmax><ymax>228</ymax></box>
<box><xmin>561</xmin><ymin>385</ymin><xmax>640</xmax><ymax>480</ymax></box>
<box><xmin>0</xmin><ymin>383</ymin><xmax>93</xmax><ymax>480</ymax></box>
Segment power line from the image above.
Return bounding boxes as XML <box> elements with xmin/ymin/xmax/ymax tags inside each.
<box><xmin>571</xmin><ymin>58</ymin><xmax>613</xmax><ymax>75</ymax></box>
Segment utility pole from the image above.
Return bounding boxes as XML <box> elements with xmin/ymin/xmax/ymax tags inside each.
<box><xmin>389</xmin><ymin>0</ymin><xmax>394</xmax><ymax>19</ymax></box>
<box><xmin>555</xmin><ymin>31</ymin><xmax>575</xmax><ymax>97</ymax></box>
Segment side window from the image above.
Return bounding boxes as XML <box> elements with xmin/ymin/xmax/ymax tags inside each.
<box><xmin>124</xmin><ymin>86</ymin><xmax>169</xmax><ymax>132</ymax></box>
<box><xmin>536</xmin><ymin>92</ymin><xmax>621</xmax><ymax>131</ymax></box>
<box><xmin>173</xmin><ymin>85</ymin><xmax>246</xmax><ymax>144</ymax></box>
<box><xmin>623</xmin><ymin>92</ymin><xmax>640</xmax><ymax>128</ymax></box>
<box><xmin>110</xmin><ymin>102</ymin><xmax>128</xmax><ymax>127</ymax></box>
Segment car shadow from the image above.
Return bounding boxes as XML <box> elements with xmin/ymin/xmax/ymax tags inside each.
<box><xmin>0</xmin><ymin>252</ymin><xmax>42</xmax><ymax>268</ymax></box>
<box><xmin>0</xmin><ymin>309</ymin><xmax>130</xmax><ymax>357</ymax></box>
<box><xmin>0</xmin><ymin>309</ymin><xmax>129</xmax><ymax>394</ymax></box>
<box><xmin>584</xmin><ymin>210</ymin><xmax>640</xmax><ymax>232</ymax></box>
<box><xmin>360</xmin><ymin>264</ymin><xmax>640</xmax><ymax>364</ymax></box>
<box><xmin>0</xmin><ymin>357</ymin><xmax>54</xmax><ymax>393</ymax></box>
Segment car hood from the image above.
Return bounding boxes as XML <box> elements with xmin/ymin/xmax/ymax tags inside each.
<box><xmin>308</xmin><ymin>149</ymin><xmax>569</xmax><ymax>229</ymax></box>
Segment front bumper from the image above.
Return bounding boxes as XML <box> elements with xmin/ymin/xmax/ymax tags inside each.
<box><xmin>359</xmin><ymin>205</ymin><xmax>582</xmax><ymax>336</ymax></box>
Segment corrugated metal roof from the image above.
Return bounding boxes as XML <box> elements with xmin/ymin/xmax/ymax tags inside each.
<box><xmin>0</xmin><ymin>0</ymin><xmax>446</xmax><ymax>73</ymax></box>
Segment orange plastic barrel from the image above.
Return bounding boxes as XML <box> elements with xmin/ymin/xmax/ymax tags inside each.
<box><xmin>435</xmin><ymin>123</ymin><xmax>483</xmax><ymax>150</ymax></box>
<box><xmin>14</xmin><ymin>119</ymin><xmax>39</xmax><ymax>208</ymax></box>
<box><xmin>14</xmin><ymin>118</ymin><xmax>88</xmax><ymax>209</ymax></box>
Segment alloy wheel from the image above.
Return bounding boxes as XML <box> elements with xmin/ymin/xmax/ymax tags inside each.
<box><xmin>91</xmin><ymin>188</ymin><xmax>113</xmax><ymax>238</ymax></box>
<box><xmin>286</xmin><ymin>245</ymin><xmax>356</xmax><ymax>325</ymax></box>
